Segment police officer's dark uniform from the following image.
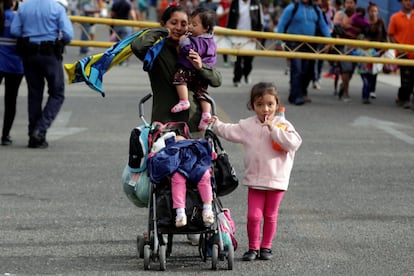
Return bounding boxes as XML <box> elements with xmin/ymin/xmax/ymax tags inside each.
<box><xmin>11</xmin><ymin>0</ymin><xmax>73</xmax><ymax>148</ymax></box>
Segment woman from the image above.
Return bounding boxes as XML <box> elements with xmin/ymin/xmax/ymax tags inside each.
<box><xmin>333</xmin><ymin>0</ymin><xmax>357</xmax><ymax>102</ymax></box>
<box><xmin>365</xmin><ymin>2</ymin><xmax>387</xmax><ymax>99</ymax></box>
<box><xmin>0</xmin><ymin>0</ymin><xmax>24</xmax><ymax>146</ymax></box>
<box><xmin>131</xmin><ymin>4</ymin><xmax>222</xmax><ymax>134</ymax></box>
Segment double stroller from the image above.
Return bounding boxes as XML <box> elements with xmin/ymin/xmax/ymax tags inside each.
<box><xmin>123</xmin><ymin>93</ymin><xmax>238</xmax><ymax>271</ymax></box>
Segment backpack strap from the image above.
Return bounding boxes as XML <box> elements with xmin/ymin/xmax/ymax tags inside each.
<box><xmin>283</xmin><ymin>2</ymin><xmax>299</xmax><ymax>33</ymax></box>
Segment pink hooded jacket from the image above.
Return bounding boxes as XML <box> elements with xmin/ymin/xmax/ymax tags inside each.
<box><xmin>213</xmin><ymin>115</ymin><xmax>302</xmax><ymax>191</ymax></box>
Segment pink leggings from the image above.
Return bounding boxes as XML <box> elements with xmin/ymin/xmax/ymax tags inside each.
<box><xmin>247</xmin><ymin>188</ymin><xmax>285</xmax><ymax>250</ymax></box>
<box><xmin>171</xmin><ymin>170</ymin><xmax>212</xmax><ymax>209</ymax></box>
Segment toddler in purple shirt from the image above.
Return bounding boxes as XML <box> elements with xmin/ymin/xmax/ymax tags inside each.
<box><xmin>171</xmin><ymin>7</ymin><xmax>217</xmax><ymax>131</ymax></box>
<box><xmin>347</xmin><ymin>7</ymin><xmax>369</xmax><ymax>38</ymax></box>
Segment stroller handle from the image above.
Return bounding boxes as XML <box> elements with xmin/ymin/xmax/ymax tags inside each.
<box><xmin>139</xmin><ymin>93</ymin><xmax>153</xmax><ymax>125</ymax></box>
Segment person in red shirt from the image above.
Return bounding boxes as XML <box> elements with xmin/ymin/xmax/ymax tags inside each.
<box><xmin>388</xmin><ymin>0</ymin><xmax>414</xmax><ymax>109</ymax></box>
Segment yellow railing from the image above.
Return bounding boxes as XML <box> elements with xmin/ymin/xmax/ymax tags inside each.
<box><xmin>69</xmin><ymin>15</ymin><xmax>414</xmax><ymax>66</ymax></box>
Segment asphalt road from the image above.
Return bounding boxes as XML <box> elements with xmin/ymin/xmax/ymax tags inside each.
<box><xmin>1</xmin><ymin>42</ymin><xmax>413</xmax><ymax>275</ymax></box>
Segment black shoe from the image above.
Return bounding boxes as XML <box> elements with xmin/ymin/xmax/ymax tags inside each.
<box><xmin>1</xmin><ymin>136</ymin><xmax>12</xmax><ymax>146</ymax></box>
<box><xmin>242</xmin><ymin>249</ymin><xmax>258</xmax><ymax>261</ymax></box>
<box><xmin>28</xmin><ymin>131</ymin><xmax>48</xmax><ymax>149</ymax></box>
<box><xmin>338</xmin><ymin>83</ymin><xmax>344</xmax><ymax>99</ymax></box>
<box><xmin>303</xmin><ymin>96</ymin><xmax>312</xmax><ymax>103</ymax></box>
<box><xmin>259</xmin><ymin>248</ymin><xmax>273</xmax><ymax>260</ymax></box>
<box><xmin>362</xmin><ymin>99</ymin><xmax>371</xmax><ymax>104</ymax></box>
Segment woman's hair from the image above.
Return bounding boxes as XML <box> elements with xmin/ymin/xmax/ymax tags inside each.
<box><xmin>367</xmin><ymin>1</ymin><xmax>377</xmax><ymax>11</ymax></box>
<box><xmin>0</xmin><ymin>0</ymin><xmax>14</xmax><ymax>35</ymax></box>
<box><xmin>191</xmin><ymin>7</ymin><xmax>216</xmax><ymax>34</ymax></box>
<box><xmin>247</xmin><ymin>82</ymin><xmax>280</xmax><ymax>110</ymax></box>
<box><xmin>160</xmin><ymin>4</ymin><xmax>189</xmax><ymax>24</ymax></box>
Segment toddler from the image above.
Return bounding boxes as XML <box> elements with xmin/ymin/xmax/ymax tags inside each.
<box><xmin>347</xmin><ymin>6</ymin><xmax>369</xmax><ymax>38</ymax></box>
<box><xmin>149</xmin><ymin>132</ymin><xmax>214</xmax><ymax>228</ymax></box>
<box><xmin>170</xmin><ymin>7</ymin><xmax>217</xmax><ymax>131</ymax></box>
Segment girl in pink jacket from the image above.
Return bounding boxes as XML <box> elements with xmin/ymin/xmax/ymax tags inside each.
<box><xmin>211</xmin><ymin>82</ymin><xmax>302</xmax><ymax>261</ymax></box>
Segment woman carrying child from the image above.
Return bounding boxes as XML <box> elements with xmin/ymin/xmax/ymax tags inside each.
<box><xmin>210</xmin><ymin>82</ymin><xmax>302</xmax><ymax>261</ymax></box>
<box><xmin>131</xmin><ymin>3</ymin><xmax>221</xmax><ymax>244</ymax></box>
<box><xmin>131</xmin><ymin>4</ymin><xmax>222</xmax><ymax>134</ymax></box>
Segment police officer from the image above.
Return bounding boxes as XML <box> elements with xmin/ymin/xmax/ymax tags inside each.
<box><xmin>10</xmin><ymin>0</ymin><xmax>73</xmax><ymax>148</ymax></box>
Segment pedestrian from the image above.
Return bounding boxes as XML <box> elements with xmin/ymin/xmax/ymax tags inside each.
<box><xmin>313</xmin><ymin>0</ymin><xmax>334</xmax><ymax>90</ymax></box>
<box><xmin>351</xmin><ymin>38</ymin><xmax>379</xmax><ymax>104</ymax></box>
<box><xmin>260</xmin><ymin>3</ymin><xmax>274</xmax><ymax>47</ymax></box>
<box><xmin>226</xmin><ymin>0</ymin><xmax>263</xmax><ymax>87</ymax></box>
<box><xmin>171</xmin><ymin>7</ymin><xmax>217</xmax><ymax>131</ymax></box>
<box><xmin>198</xmin><ymin>0</ymin><xmax>217</xmax><ymax>11</ymax></box>
<box><xmin>215</xmin><ymin>0</ymin><xmax>231</xmax><ymax>67</ymax></box>
<box><xmin>332</xmin><ymin>0</ymin><xmax>359</xmax><ymax>102</ymax></box>
<box><xmin>10</xmin><ymin>0</ymin><xmax>74</xmax><ymax>148</ymax></box>
<box><xmin>131</xmin><ymin>4</ymin><xmax>221</xmax><ymax>245</ymax></box>
<box><xmin>110</xmin><ymin>0</ymin><xmax>136</xmax><ymax>42</ymax></box>
<box><xmin>131</xmin><ymin>4</ymin><xmax>222</xmax><ymax>134</ymax></box>
<box><xmin>365</xmin><ymin>1</ymin><xmax>387</xmax><ymax>100</ymax></box>
<box><xmin>78</xmin><ymin>0</ymin><xmax>104</xmax><ymax>55</ymax></box>
<box><xmin>210</xmin><ymin>82</ymin><xmax>302</xmax><ymax>261</ymax></box>
<box><xmin>347</xmin><ymin>6</ymin><xmax>369</xmax><ymax>39</ymax></box>
<box><xmin>277</xmin><ymin>0</ymin><xmax>331</xmax><ymax>105</ymax></box>
<box><xmin>387</xmin><ymin>0</ymin><xmax>414</xmax><ymax>109</ymax></box>
<box><xmin>0</xmin><ymin>0</ymin><xmax>24</xmax><ymax>146</ymax></box>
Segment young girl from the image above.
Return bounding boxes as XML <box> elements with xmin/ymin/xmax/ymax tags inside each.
<box><xmin>170</xmin><ymin>7</ymin><xmax>217</xmax><ymax>131</ymax></box>
<box><xmin>351</xmin><ymin>39</ymin><xmax>379</xmax><ymax>104</ymax></box>
<box><xmin>210</xmin><ymin>82</ymin><xmax>302</xmax><ymax>261</ymax></box>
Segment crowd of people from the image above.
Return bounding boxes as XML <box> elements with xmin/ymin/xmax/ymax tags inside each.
<box><xmin>53</xmin><ymin>0</ymin><xmax>414</xmax><ymax>108</ymax></box>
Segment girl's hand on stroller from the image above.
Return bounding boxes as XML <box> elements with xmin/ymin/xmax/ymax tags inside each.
<box><xmin>187</xmin><ymin>49</ymin><xmax>202</xmax><ymax>70</ymax></box>
<box><xmin>209</xmin><ymin>116</ymin><xmax>219</xmax><ymax>123</ymax></box>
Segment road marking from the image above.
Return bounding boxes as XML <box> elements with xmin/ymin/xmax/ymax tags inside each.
<box><xmin>352</xmin><ymin>116</ymin><xmax>414</xmax><ymax>145</ymax></box>
<box><xmin>47</xmin><ymin>111</ymin><xmax>87</xmax><ymax>141</ymax></box>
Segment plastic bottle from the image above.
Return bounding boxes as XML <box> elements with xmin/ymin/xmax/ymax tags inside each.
<box><xmin>271</xmin><ymin>106</ymin><xmax>287</xmax><ymax>151</ymax></box>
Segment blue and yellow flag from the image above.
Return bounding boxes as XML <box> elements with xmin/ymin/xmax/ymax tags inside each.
<box><xmin>64</xmin><ymin>29</ymin><xmax>165</xmax><ymax>97</ymax></box>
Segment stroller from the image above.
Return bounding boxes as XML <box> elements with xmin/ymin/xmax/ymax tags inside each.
<box><xmin>129</xmin><ymin>93</ymin><xmax>237</xmax><ymax>271</ymax></box>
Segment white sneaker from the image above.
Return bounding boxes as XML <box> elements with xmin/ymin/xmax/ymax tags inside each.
<box><xmin>202</xmin><ymin>210</ymin><xmax>214</xmax><ymax>226</ymax></box>
<box><xmin>233</xmin><ymin>82</ymin><xmax>241</xmax><ymax>87</ymax></box>
<box><xmin>175</xmin><ymin>214</ymin><xmax>187</xmax><ymax>227</ymax></box>
<box><xmin>369</xmin><ymin>92</ymin><xmax>377</xmax><ymax>99</ymax></box>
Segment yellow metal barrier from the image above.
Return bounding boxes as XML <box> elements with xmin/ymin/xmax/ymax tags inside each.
<box><xmin>69</xmin><ymin>15</ymin><xmax>414</xmax><ymax>66</ymax></box>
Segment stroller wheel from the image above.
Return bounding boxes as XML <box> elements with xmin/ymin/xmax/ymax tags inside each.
<box><xmin>159</xmin><ymin>245</ymin><xmax>167</xmax><ymax>271</ymax></box>
<box><xmin>211</xmin><ymin>244</ymin><xmax>218</xmax><ymax>270</ymax></box>
<box><xmin>227</xmin><ymin>244</ymin><xmax>234</xmax><ymax>270</ymax></box>
<box><xmin>144</xmin><ymin>245</ymin><xmax>151</xmax><ymax>270</ymax></box>
<box><xmin>136</xmin><ymin>235</ymin><xmax>145</xmax><ymax>259</ymax></box>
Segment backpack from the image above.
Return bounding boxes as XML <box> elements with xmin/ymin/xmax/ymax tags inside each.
<box><xmin>128</xmin><ymin>124</ymin><xmax>150</xmax><ymax>173</ymax></box>
<box><xmin>123</xmin><ymin>124</ymin><xmax>151</xmax><ymax>208</ymax></box>
<box><xmin>283</xmin><ymin>2</ymin><xmax>327</xmax><ymax>34</ymax></box>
